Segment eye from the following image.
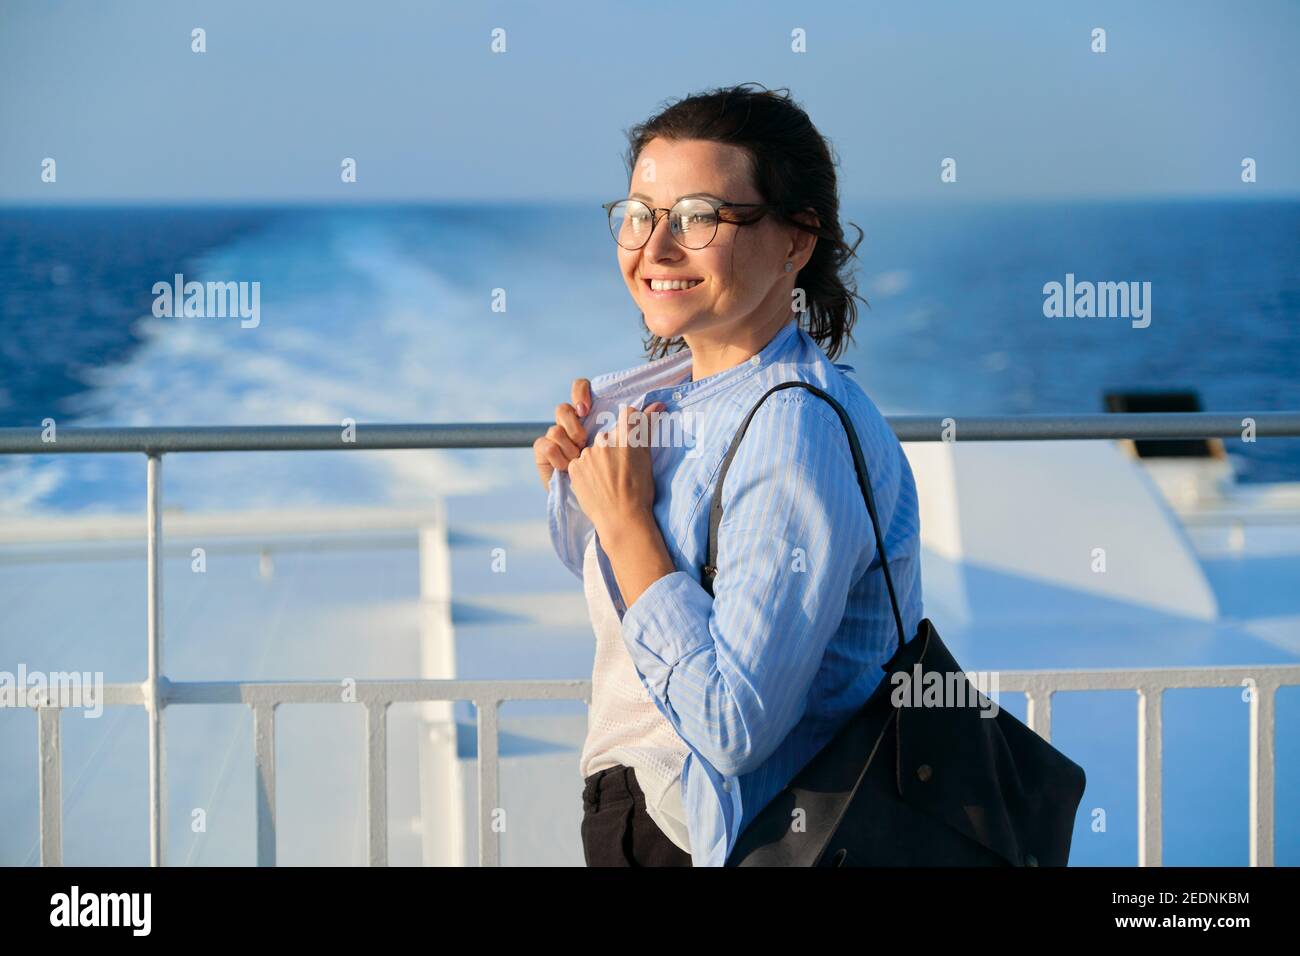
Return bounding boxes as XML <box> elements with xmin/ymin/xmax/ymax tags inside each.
<box><xmin>674</xmin><ymin>199</ymin><xmax>718</xmax><ymax>230</ymax></box>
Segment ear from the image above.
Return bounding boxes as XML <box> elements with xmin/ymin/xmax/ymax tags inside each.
<box><xmin>786</xmin><ymin>208</ymin><xmax>820</xmax><ymax>264</ymax></box>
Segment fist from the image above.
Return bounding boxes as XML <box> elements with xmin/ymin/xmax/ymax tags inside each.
<box><xmin>534</xmin><ymin>377</ymin><xmax>593</xmax><ymax>489</ymax></box>
<box><xmin>567</xmin><ymin>401</ymin><xmax>666</xmax><ymax>537</ymax></box>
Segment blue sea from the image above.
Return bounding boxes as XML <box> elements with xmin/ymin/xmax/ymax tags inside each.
<box><xmin>1</xmin><ymin>199</ymin><xmax>1298</xmax><ymax>515</ymax></box>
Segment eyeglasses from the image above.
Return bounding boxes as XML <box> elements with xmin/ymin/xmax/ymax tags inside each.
<box><xmin>601</xmin><ymin>196</ymin><xmax>771</xmax><ymax>251</ymax></box>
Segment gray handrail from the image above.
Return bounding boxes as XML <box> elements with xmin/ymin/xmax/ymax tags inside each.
<box><xmin>1</xmin><ymin>411</ymin><xmax>1298</xmax><ymax>454</ymax></box>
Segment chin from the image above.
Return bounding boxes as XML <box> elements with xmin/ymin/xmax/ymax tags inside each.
<box><xmin>642</xmin><ymin>311</ymin><xmax>695</xmax><ymax>341</ymax></box>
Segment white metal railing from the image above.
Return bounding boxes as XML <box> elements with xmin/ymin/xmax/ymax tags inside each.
<box><xmin>4</xmin><ymin>412</ymin><xmax>1300</xmax><ymax>866</ymax></box>
<box><xmin>998</xmin><ymin>665</ymin><xmax>1299</xmax><ymax>867</ymax></box>
<box><xmin>24</xmin><ymin>662</ymin><xmax>1300</xmax><ymax>866</ymax></box>
<box><xmin>28</xmin><ymin>675</ymin><xmax>589</xmax><ymax>867</ymax></box>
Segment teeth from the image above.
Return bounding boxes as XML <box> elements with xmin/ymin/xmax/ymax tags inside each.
<box><xmin>649</xmin><ymin>278</ymin><xmax>703</xmax><ymax>291</ymax></box>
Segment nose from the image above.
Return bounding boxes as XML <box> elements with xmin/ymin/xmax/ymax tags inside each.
<box><xmin>642</xmin><ymin>210</ymin><xmax>684</xmax><ymax>260</ymax></box>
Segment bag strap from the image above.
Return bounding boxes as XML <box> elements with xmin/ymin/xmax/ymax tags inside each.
<box><xmin>700</xmin><ymin>381</ymin><xmax>907</xmax><ymax>655</ymax></box>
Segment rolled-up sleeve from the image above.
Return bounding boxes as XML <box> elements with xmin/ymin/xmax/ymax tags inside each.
<box><xmin>619</xmin><ymin>394</ymin><xmax>873</xmax><ymax>779</ymax></box>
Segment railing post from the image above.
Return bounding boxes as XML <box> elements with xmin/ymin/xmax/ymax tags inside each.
<box><xmin>146</xmin><ymin>452</ymin><xmax>166</xmax><ymax>867</ymax></box>
<box><xmin>253</xmin><ymin>703</ymin><xmax>277</xmax><ymax>866</ymax></box>
<box><xmin>417</xmin><ymin>506</ymin><xmax>467</xmax><ymax>866</ymax></box>
<box><xmin>1025</xmin><ymin>686</ymin><xmax>1053</xmax><ymax>743</ymax></box>
<box><xmin>476</xmin><ymin>698</ymin><xmax>501</xmax><ymax>867</ymax></box>
<box><xmin>1249</xmin><ymin>679</ymin><xmax>1276</xmax><ymax>867</ymax></box>
<box><xmin>37</xmin><ymin>702</ymin><xmax>63</xmax><ymax>866</ymax></box>
<box><xmin>366</xmin><ymin>701</ymin><xmax>390</xmax><ymax>866</ymax></box>
<box><xmin>1136</xmin><ymin>687</ymin><xmax>1163</xmax><ymax>867</ymax></box>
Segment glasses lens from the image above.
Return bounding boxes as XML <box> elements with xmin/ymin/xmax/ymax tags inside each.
<box><xmin>609</xmin><ymin>199</ymin><xmax>654</xmax><ymax>249</ymax></box>
<box><xmin>671</xmin><ymin>199</ymin><xmax>719</xmax><ymax>249</ymax></box>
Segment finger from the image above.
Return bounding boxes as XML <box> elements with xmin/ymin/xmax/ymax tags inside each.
<box><xmin>543</xmin><ymin>442</ymin><xmax>571</xmax><ymax>473</ymax></box>
<box><xmin>616</xmin><ymin>402</ymin><xmax>641</xmax><ymax>447</ymax></box>
<box><xmin>639</xmin><ymin>402</ymin><xmax>665</xmax><ymax>447</ymax></box>
<box><xmin>533</xmin><ymin>434</ymin><xmax>550</xmax><ymax>463</ymax></box>
<box><xmin>546</xmin><ymin>423</ymin><xmax>580</xmax><ymax>461</ymax></box>
<box><xmin>555</xmin><ymin>403</ymin><xmax>588</xmax><ymax>448</ymax></box>
<box><xmin>534</xmin><ymin>437</ymin><xmax>556</xmax><ymax>487</ymax></box>
<box><xmin>634</xmin><ymin>402</ymin><xmax>664</xmax><ymax>447</ymax></box>
<box><xmin>571</xmin><ymin>378</ymin><xmax>592</xmax><ymax>418</ymax></box>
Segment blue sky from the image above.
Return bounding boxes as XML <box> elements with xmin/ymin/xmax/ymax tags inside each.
<box><xmin>1</xmin><ymin>0</ymin><xmax>1296</xmax><ymax>202</ymax></box>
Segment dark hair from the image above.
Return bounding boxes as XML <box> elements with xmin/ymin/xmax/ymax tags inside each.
<box><xmin>621</xmin><ymin>82</ymin><xmax>866</xmax><ymax>362</ymax></box>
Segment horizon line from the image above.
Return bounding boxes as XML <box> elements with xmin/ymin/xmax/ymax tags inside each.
<box><xmin>1</xmin><ymin>192</ymin><xmax>1297</xmax><ymax>210</ymax></box>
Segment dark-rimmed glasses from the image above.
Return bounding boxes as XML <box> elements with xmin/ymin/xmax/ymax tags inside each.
<box><xmin>601</xmin><ymin>197</ymin><xmax>771</xmax><ymax>250</ymax></box>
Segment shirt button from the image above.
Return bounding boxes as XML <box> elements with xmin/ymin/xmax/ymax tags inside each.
<box><xmin>749</xmin><ymin>355</ymin><xmax>761</xmax><ymax>366</ymax></box>
<box><xmin>672</xmin><ymin>391</ymin><xmax>682</xmax><ymax>401</ymax></box>
<box><xmin>722</xmin><ymin>780</ymin><xmax>731</xmax><ymax>792</ymax></box>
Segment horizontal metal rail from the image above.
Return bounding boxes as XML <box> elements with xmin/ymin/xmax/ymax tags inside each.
<box><xmin>1</xmin><ymin>411</ymin><xmax>1299</xmax><ymax>454</ymax></box>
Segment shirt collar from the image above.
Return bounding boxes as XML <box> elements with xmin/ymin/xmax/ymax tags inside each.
<box><xmin>586</xmin><ymin>319</ymin><xmax>804</xmax><ymax>412</ymax></box>
<box><xmin>646</xmin><ymin>319</ymin><xmax>802</xmax><ymax>408</ymax></box>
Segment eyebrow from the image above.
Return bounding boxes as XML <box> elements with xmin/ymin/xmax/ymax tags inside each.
<box><xmin>629</xmin><ymin>191</ymin><xmax>723</xmax><ymax>203</ymax></box>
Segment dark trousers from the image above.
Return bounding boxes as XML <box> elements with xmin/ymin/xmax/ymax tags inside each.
<box><xmin>581</xmin><ymin>765</ymin><xmax>693</xmax><ymax>867</ymax></box>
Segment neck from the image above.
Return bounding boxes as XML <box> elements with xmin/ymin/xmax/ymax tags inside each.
<box><xmin>685</xmin><ymin>312</ymin><xmax>793</xmax><ymax>382</ymax></box>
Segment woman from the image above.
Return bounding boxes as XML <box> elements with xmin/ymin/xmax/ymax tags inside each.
<box><xmin>534</xmin><ymin>84</ymin><xmax>924</xmax><ymax>867</ymax></box>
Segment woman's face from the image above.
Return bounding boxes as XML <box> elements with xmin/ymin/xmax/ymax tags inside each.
<box><xmin>617</xmin><ymin>137</ymin><xmax>802</xmax><ymax>346</ymax></box>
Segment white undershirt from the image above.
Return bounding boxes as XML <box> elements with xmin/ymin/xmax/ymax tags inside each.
<box><xmin>577</xmin><ymin>535</ymin><xmax>692</xmax><ymax>854</ymax></box>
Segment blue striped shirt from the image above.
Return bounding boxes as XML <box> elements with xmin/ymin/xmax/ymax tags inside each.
<box><xmin>548</xmin><ymin>319</ymin><xmax>924</xmax><ymax>866</ymax></box>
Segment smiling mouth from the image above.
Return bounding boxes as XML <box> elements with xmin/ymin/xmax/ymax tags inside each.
<box><xmin>643</xmin><ymin>278</ymin><xmax>705</xmax><ymax>293</ymax></box>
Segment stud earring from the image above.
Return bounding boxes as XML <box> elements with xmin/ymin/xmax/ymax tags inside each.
<box><xmin>784</xmin><ymin>261</ymin><xmax>794</xmax><ymax>273</ymax></box>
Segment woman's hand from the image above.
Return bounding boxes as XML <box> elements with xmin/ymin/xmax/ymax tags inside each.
<box><xmin>534</xmin><ymin>378</ymin><xmax>593</xmax><ymax>490</ymax></box>
<box><xmin>567</xmin><ymin>400</ymin><xmax>666</xmax><ymax>545</ymax></box>
<box><xmin>569</xmin><ymin>400</ymin><xmax>676</xmax><ymax>609</ymax></box>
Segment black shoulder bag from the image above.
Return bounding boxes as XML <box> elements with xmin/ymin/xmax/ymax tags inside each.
<box><xmin>703</xmin><ymin>381</ymin><xmax>1087</xmax><ymax>867</ymax></box>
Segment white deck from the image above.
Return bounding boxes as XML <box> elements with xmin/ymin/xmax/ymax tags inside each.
<box><xmin>1</xmin><ymin>442</ymin><xmax>1297</xmax><ymax>866</ymax></box>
